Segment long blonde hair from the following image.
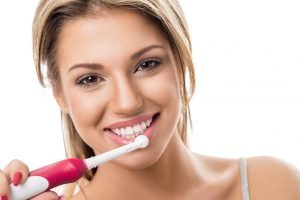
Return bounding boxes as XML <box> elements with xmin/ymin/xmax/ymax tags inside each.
<box><xmin>33</xmin><ymin>0</ymin><xmax>195</xmax><ymax>197</ymax></box>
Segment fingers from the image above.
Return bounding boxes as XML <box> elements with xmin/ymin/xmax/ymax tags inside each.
<box><xmin>3</xmin><ymin>159</ymin><xmax>29</xmax><ymax>186</ymax></box>
<box><xmin>0</xmin><ymin>160</ymin><xmax>60</xmax><ymax>200</ymax></box>
<box><xmin>30</xmin><ymin>191</ymin><xmax>60</xmax><ymax>200</ymax></box>
<box><xmin>0</xmin><ymin>159</ymin><xmax>30</xmax><ymax>199</ymax></box>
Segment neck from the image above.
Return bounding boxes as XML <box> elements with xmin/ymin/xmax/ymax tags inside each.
<box><xmin>88</xmin><ymin>133</ymin><xmax>203</xmax><ymax>198</ymax></box>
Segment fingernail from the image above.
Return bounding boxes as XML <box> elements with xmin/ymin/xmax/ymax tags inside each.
<box><xmin>1</xmin><ymin>194</ymin><xmax>8</xmax><ymax>200</ymax></box>
<box><xmin>13</xmin><ymin>171</ymin><xmax>22</xmax><ymax>186</ymax></box>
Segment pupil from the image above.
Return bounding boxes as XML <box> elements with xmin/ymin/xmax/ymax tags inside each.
<box><xmin>143</xmin><ymin>61</ymin><xmax>153</xmax><ymax>68</ymax></box>
<box><xmin>87</xmin><ymin>76</ymin><xmax>95</xmax><ymax>83</ymax></box>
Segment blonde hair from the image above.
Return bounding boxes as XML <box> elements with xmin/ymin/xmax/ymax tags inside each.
<box><xmin>33</xmin><ymin>0</ymin><xmax>195</xmax><ymax>197</ymax></box>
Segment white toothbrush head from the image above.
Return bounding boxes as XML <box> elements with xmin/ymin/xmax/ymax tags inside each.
<box><xmin>134</xmin><ymin>135</ymin><xmax>149</xmax><ymax>149</ymax></box>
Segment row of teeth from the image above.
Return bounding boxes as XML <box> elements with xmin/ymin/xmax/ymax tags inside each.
<box><xmin>111</xmin><ymin>118</ymin><xmax>152</xmax><ymax>139</ymax></box>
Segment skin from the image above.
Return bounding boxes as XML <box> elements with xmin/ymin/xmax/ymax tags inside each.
<box><xmin>0</xmin><ymin>9</ymin><xmax>299</xmax><ymax>200</ymax></box>
<box><xmin>55</xmin><ymin>10</ymin><xmax>183</xmax><ymax>171</ymax></box>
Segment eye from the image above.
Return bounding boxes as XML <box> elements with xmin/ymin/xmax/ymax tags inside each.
<box><xmin>134</xmin><ymin>58</ymin><xmax>161</xmax><ymax>73</ymax></box>
<box><xmin>76</xmin><ymin>74</ymin><xmax>104</xmax><ymax>88</ymax></box>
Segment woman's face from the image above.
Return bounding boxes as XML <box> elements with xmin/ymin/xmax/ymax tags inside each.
<box><xmin>55</xmin><ymin>9</ymin><xmax>181</xmax><ymax>168</ymax></box>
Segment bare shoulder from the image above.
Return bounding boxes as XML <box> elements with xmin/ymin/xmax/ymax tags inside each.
<box><xmin>248</xmin><ymin>156</ymin><xmax>300</xmax><ymax>199</ymax></box>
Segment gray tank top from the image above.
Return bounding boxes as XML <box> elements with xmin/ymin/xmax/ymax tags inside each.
<box><xmin>240</xmin><ymin>158</ymin><xmax>250</xmax><ymax>200</ymax></box>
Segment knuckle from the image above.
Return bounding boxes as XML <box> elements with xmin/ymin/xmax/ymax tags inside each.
<box><xmin>7</xmin><ymin>159</ymin><xmax>29</xmax><ymax>172</ymax></box>
<box><xmin>3</xmin><ymin>159</ymin><xmax>29</xmax><ymax>182</ymax></box>
<box><xmin>8</xmin><ymin>159</ymin><xmax>24</xmax><ymax>166</ymax></box>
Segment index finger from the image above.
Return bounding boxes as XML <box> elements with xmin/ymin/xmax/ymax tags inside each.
<box><xmin>3</xmin><ymin>159</ymin><xmax>29</xmax><ymax>186</ymax></box>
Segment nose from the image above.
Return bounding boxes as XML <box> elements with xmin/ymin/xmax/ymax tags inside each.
<box><xmin>109</xmin><ymin>76</ymin><xmax>143</xmax><ymax>115</ymax></box>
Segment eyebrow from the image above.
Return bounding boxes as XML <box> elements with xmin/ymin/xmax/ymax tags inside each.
<box><xmin>131</xmin><ymin>44</ymin><xmax>164</xmax><ymax>60</ymax></box>
<box><xmin>68</xmin><ymin>63</ymin><xmax>103</xmax><ymax>73</ymax></box>
<box><xmin>68</xmin><ymin>44</ymin><xmax>164</xmax><ymax>72</ymax></box>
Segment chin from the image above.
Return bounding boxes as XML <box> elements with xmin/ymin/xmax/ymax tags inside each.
<box><xmin>113</xmin><ymin>150</ymin><xmax>160</xmax><ymax>170</ymax></box>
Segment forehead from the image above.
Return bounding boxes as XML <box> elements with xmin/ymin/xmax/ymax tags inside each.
<box><xmin>56</xmin><ymin>9</ymin><xmax>171</xmax><ymax>68</ymax></box>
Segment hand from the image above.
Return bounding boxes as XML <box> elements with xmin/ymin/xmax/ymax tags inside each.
<box><xmin>0</xmin><ymin>160</ymin><xmax>60</xmax><ymax>200</ymax></box>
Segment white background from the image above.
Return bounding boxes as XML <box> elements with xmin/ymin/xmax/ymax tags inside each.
<box><xmin>0</xmin><ymin>1</ymin><xmax>299</xmax><ymax>170</ymax></box>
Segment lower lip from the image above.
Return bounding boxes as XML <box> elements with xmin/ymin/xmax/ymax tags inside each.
<box><xmin>105</xmin><ymin>115</ymin><xmax>159</xmax><ymax>145</ymax></box>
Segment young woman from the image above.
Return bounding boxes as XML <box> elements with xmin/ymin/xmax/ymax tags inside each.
<box><xmin>0</xmin><ymin>0</ymin><xmax>299</xmax><ymax>199</ymax></box>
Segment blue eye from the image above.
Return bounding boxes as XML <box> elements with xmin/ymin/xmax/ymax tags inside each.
<box><xmin>135</xmin><ymin>58</ymin><xmax>161</xmax><ymax>73</ymax></box>
<box><xmin>76</xmin><ymin>74</ymin><xmax>104</xmax><ymax>88</ymax></box>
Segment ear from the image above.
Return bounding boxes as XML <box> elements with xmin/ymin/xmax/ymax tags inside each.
<box><xmin>52</xmin><ymin>86</ymin><xmax>69</xmax><ymax>114</ymax></box>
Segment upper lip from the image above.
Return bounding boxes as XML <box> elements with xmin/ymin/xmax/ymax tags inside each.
<box><xmin>105</xmin><ymin>113</ymin><xmax>157</xmax><ymax>130</ymax></box>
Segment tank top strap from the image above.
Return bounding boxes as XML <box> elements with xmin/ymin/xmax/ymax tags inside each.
<box><xmin>239</xmin><ymin>157</ymin><xmax>250</xmax><ymax>200</ymax></box>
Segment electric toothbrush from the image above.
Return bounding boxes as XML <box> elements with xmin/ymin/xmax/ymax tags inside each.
<box><xmin>9</xmin><ymin>135</ymin><xmax>149</xmax><ymax>200</ymax></box>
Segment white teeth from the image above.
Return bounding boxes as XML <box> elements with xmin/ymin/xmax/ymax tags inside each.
<box><xmin>141</xmin><ymin>122</ymin><xmax>146</xmax><ymax>130</ymax></box>
<box><xmin>146</xmin><ymin>120</ymin><xmax>151</xmax><ymax>126</ymax></box>
<box><xmin>121</xmin><ymin>128</ymin><xmax>126</xmax><ymax>135</ymax></box>
<box><xmin>133</xmin><ymin>124</ymin><xmax>142</xmax><ymax>133</ymax></box>
<box><xmin>110</xmin><ymin>117</ymin><xmax>154</xmax><ymax>139</ymax></box>
<box><xmin>125</xmin><ymin>127</ymin><xmax>134</xmax><ymax>135</ymax></box>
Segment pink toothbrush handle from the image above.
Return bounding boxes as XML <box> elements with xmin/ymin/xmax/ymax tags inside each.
<box><xmin>10</xmin><ymin>158</ymin><xmax>88</xmax><ymax>200</ymax></box>
<box><xmin>30</xmin><ymin>158</ymin><xmax>87</xmax><ymax>189</ymax></box>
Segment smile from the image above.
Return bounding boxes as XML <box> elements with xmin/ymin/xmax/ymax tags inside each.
<box><xmin>105</xmin><ymin>113</ymin><xmax>159</xmax><ymax>141</ymax></box>
<box><xmin>110</xmin><ymin>118</ymin><xmax>153</xmax><ymax>140</ymax></box>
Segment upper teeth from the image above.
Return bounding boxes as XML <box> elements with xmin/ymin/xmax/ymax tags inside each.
<box><xmin>111</xmin><ymin>118</ymin><xmax>152</xmax><ymax>138</ymax></box>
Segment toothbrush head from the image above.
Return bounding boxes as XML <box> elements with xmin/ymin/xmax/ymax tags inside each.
<box><xmin>134</xmin><ymin>135</ymin><xmax>149</xmax><ymax>149</ymax></box>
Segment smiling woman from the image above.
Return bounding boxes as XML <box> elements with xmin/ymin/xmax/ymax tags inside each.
<box><xmin>0</xmin><ymin>0</ymin><xmax>299</xmax><ymax>200</ymax></box>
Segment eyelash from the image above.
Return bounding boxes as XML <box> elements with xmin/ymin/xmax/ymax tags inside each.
<box><xmin>134</xmin><ymin>58</ymin><xmax>162</xmax><ymax>73</ymax></box>
<box><xmin>75</xmin><ymin>58</ymin><xmax>162</xmax><ymax>88</ymax></box>
<box><xmin>76</xmin><ymin>73</ymin><xmax>104</xmax><ymax>88</ymax></box>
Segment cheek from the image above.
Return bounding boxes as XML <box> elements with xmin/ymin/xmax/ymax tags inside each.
<box><xmin>141</xmin><ymin>66</ymin><xmax>181</xmax><ymax>112</ymax></box>
<box><xmin>66</xmin><ymin>90</ymin><xmax>106</xmax><ymax>140</ymax></box>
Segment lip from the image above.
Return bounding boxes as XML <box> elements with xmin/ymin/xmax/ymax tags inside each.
<box><xmin>104</xmin><ymin>113</ymin><xmax>157</xmax><ymax>130</ymax></box>
<box><xmin>105</xmin><ymin>113</ymin><xmax>159</xmax><ymax>145</ymax></box>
